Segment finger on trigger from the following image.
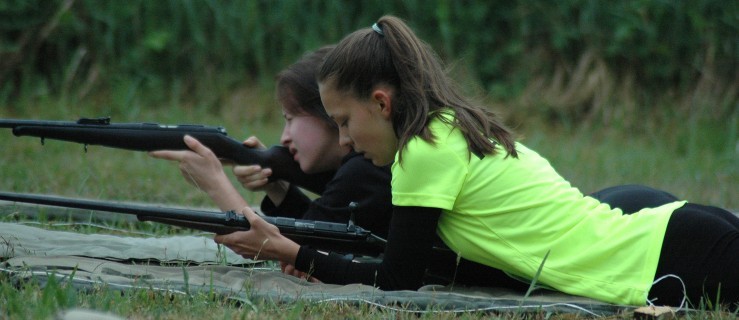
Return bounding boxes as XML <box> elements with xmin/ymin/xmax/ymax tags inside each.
<box><xmin>183</xmin><ymin>135</ymin><xmax>208</xmax><ymax>154</ymax></box>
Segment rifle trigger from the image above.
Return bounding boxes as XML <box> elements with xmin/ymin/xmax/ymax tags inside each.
<box><xmin>347</xmin><ymin>202</ymin><xmax>358</xmax><ymax>231</ymax></box>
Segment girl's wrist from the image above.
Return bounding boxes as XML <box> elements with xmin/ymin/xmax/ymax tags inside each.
<box><xmin>278</xmin><ymin>237</ymin><xmax>301</xmax><ymax>265</ymax></box>
<box><xmin>207</xmin><ymin>179</ymin><xmax>249</xmax><ymax>212</ymax></box>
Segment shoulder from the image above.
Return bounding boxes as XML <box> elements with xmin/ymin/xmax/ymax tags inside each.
<box><xmin>318</xmin><ymin>151</ymin><xmax>391</xmax><ymax>212</ymax></box>
<box><xmin>333</xmin><ymin>151</ymin><xmax>391</xmax><ymax>182</ymax></box>
<box><xmin>399</xmin><ymin>118</ymin><xmax>468</xmax><ymax>165</ymax></box>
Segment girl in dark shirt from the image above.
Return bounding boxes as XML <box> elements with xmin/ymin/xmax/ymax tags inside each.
<box><xmin>149</xmin><ymin>47</ymin><xmax>392</xmax><ymax>242</ymax></box>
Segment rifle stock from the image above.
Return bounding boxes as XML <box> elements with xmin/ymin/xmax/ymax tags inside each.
<box><xmin>0</xmin><ymin>191</ymin><xmax>387</xmax><ymax>256</ymax></box>
<box><xmin>0</xmin><ymin>117</ymin><xmax>334</xmax><ymax>194</ymax></box>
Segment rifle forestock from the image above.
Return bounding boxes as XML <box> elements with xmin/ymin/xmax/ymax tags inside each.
<box><xmin>1</xmin><ymin>117</ymin><xmax>334</xmax><ymax>194</ymax></box>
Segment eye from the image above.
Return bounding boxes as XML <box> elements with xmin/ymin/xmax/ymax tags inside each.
<box><xmin>330</xmin><ymin>116</ymin><xmax>347</xmax><ymax>127</ymax></box>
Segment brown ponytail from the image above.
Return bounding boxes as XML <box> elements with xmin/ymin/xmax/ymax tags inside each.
<box><xmin>318</xmin><ymin>16</ymin><xmax>517</xmax><ymax>161</ymax></box>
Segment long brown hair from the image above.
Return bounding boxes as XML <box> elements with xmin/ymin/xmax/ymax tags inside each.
<box><xmin>276</xmin><ymin>45</ymin><xmax>336</xmax><ymax>127</ymax></box>
<box><xmin>318</xmin><ymin>16</ymin><xmax>517</xmax><ymax>161</ymax></box>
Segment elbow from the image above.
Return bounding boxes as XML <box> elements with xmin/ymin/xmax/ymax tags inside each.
<box><xmin>375</xmin><ymin>263</ymin><xmax>425</xmax><ymax>291</ymax></box>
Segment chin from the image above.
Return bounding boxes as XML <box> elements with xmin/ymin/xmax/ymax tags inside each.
<box><xmin>371</xmin><ymin>158</ymin><xmax>393</xmax><ymax>167</ymax></box>
<box><xmin>299</xmin><ymin>163</ymin><xmax>317</xmax><ymax>174</ymax></box>
<box><xmin>300</xmin><ymin>161</ymin><xmax>334</xmax><ymax>174</ymax></box>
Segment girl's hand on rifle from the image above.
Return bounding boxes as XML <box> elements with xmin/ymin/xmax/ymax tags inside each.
<box><xmin>149</xmin><ymin>135</ymin><xmax>248</xmax><ymax>212</ymax></box>
<box><xmin>234</xmin><ymin>136</ymin><xmax>271</xmax><ymax>190</ymax></box>
<box><xmin>149</xmin><ymin>135</ymin><xmax>230</xmax><ymax>192</ymax></box>
<box><xmin>214</xmin><ymin>206</ymin><xmax>300</xmax><ymax>263</ymax></box>
<box><xmin>234</xmin><ymin>136</ymin><xmax>290</xmax><ymax>205</ymax></box>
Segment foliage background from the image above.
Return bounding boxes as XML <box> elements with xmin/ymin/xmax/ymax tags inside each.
<box><xmin>2</xmin><ymin>0</ymin><xmax>736</xmax><ymax>113</ymax></box>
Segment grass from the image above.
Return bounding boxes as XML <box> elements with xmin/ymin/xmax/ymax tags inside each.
<box><xmin>0</xmin><ymin>85</ymin><xmax>737</xmax><ymax>318</ymax></box>
<box><xmin>523</xmin><ymin>120</ymin><xmax>737</xmax><ymax>209</ymax></box>
<box><xmin>0</xmin><ymin>274</ymin><xmax>417</xmax><ymax>320</ymax></box>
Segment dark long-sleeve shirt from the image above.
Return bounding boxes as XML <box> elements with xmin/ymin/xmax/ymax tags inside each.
<box><xmin>260</xmin><ymin>151</ymin><xmax>393</xmax><ymax>238</ymax></box>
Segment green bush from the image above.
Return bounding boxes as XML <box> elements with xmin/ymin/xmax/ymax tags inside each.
<box><xmin>0</xmin><ymin>0</ymin><xmax>736</xmax><ymax>119</ymax></box>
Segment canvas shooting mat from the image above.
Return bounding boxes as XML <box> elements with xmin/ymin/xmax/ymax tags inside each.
<box><xmin>0</xmin><ymin>206</ymin><xmax>633</xmax><ymax>316</ymax></box>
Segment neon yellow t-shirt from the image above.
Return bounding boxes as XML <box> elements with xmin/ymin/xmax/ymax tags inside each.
<box><xmin>391</xmin><ymin>116</ymin><xmax>685</xmax><ymax>306</ymax></box>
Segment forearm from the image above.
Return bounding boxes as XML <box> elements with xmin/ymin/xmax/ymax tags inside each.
<box><xmin>265</xmin><ymin>230</ymin><xmax>302</xmax><ymax>263</ymax></box>
<box><xmin>203</xmin><ymin>173</ymin><xmax>249</xmax><ymax>212</ymax></box>
<box><xmin>294</xmin><ymin>206</ymin><xmax>441</xmax><ymax>290</ymax></box>
<box><xmin>149</xmin><ymin>136</ymin><xmax>252</xmax><ymax>213</ymax></box>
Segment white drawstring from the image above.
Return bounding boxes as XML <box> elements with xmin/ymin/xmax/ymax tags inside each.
<box><xmin>648</xmin><ymin>274</ymin><xmax>687</xmax><ymax>311</ymax></box>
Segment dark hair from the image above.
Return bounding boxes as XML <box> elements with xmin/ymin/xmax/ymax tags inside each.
<box><xmin>317</xmin><ymin>16</ymin><xmax>517</xmax><ymax>161</ymax></box>
<box><xmin>276</xmin><ymin>45</ymin><xmax>336</xmax><ymax>127</ymax></box>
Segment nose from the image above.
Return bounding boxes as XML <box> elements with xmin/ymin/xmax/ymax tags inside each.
<box><xmin>279</xmin><ymin>125</ymin><xmax>291</xmax><ymax>146</ymax></box>
<box><xmin>339</xmin><ymin>135</ymin><xmax>351</xmax><ymax>147</ymax></box>
<box><xmin>338</xmin><ymin>132</ymin><xmax>353</xmax><ymax>148</ymax></box>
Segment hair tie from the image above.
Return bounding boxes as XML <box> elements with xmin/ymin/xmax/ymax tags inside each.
<box><xmin>372</xmin><ymin>22</ymin><xmax>384</xmax><ymax>36</ymax></box>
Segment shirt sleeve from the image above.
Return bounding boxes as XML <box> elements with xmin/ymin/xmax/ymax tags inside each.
<box><xmin>295</xmin><ymin>206</ymin><xmax>441</xmax><ymax>290</ymax></box>
<box><xmin>391</xmin><ymin>136</ymin><xmax>469</xmax><ymax>210</ymax></box>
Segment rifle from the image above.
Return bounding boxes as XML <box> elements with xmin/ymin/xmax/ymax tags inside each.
<box><xmin>0</xmin><ymin>191</ymin><xmax>387</xmax><ymax>257</ymax></box>
<box><xmin>0</xmin><ymin>117</ymin><xmax>334</xmax><ymax>194</ymax></box>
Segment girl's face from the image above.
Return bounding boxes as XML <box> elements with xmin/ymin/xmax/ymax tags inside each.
<box><xmin>279</xmin><ymin>99</ymin><xmax>349</xmax><ymax>174</ymax></box>
<box><xmin>319</xmin><ymin>81</ymin><xmax>398</xmax><ymax>166</ymax></box>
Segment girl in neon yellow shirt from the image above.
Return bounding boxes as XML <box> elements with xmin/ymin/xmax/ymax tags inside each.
<box><xmin>213</xmin><ymin>16</ymin><xmax>738</xmax><ymax>307</ymax></box>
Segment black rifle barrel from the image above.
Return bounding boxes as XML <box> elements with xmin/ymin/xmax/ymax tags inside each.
<box><xmin>0</xmin><ymin>117</ymin><xmax>334</xmax><ymax>194</ymax></box>
<box><xmin>0</xmin><ymin>191</ymin><xmax>242</xmax><ymax>226</ymax></box>
<box><xmin>0</xmin><ymin>191</ymin><xmax>387</xmax><ymax>256</ymax></box>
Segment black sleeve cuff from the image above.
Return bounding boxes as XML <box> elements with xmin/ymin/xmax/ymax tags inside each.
<box><xmin>260</xmin><ymin>184</ymin><xmax>311</xmax><ymax>219</ymax></box>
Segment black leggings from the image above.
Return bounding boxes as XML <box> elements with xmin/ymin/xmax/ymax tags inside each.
<box><xmin>430</xmin><ymin>185</ymin><xmax>739</xmax><ymax>307</ymax></box>
<box><xmin>592</xmin><ymin>185</ymin><xmax>739</xmax><ymax>307</ymax></box>
<box><xmin>588</xmin><ymin>184</ymin><xmax>679</xmax><ymax>212</ymax></box>
<box><xmin>649</xmin><ymin>204</ymin><xmax>739</xmax><ymax>307</ymax></box>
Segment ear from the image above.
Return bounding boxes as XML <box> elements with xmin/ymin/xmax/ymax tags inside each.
<box><xmin>371</xmin><ymin>87</ymin><xmax>393</xmax><ymax>120</ymax></box>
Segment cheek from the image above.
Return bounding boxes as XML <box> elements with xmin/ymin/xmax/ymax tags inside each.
<box><xmin>349</xmin><ymin>117</ymin><xmax>379</xmax><ymax>143</ymax></box>
<box><xmin>296</xmin><ymin>121</ymin><xmax>332</xmax><ymax>145</ymax></box>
